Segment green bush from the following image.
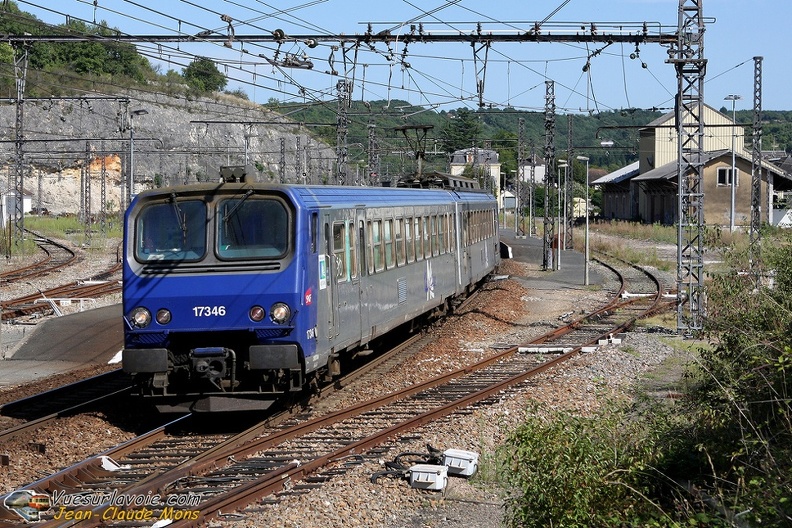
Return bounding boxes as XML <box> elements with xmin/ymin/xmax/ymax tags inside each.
<box><xmin>498</xmin><ymin>401</ymin><xmax>679</xmax><ymax>527</ymax></box>
<box><xmin>680</xmin><ymin>228</ymin><xmax>792</xmax><ymax>526</ymax></box>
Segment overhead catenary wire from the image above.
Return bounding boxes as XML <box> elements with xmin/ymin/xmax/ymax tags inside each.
<box><xmin>11</xmin><ymin>0</ymin><xmax>683</xmax><ymax>114</ymax></box>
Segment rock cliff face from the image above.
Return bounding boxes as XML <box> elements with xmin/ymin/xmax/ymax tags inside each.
<box><xmin>1</xmin><ymin>90</ymin><xmax>335</xmax><ymax>215</ymax></box>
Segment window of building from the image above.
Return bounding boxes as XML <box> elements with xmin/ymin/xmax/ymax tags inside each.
<box><xmin>717</xmin><ymin>167</ymin><xmax>739</xmax><ymax>187</ymax></box>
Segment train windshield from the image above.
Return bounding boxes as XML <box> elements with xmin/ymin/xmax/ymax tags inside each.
<box><xmin>135</xmin><ymin>200</ymin><xmax>207</xmax><ymax>262</ymax></box>
<box><xmin>217</xmin><ymin>197</ymin><xmax>289</xmax><ymax>259</ymax></box>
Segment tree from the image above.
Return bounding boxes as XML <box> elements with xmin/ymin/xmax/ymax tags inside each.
<box><xmin>440</xmin><ymin>108</ymin><xmax>482</xmax><ymax>154</ymax></box>
<box><xmin>183</xmin><ymin>57</ymin><xmax>227</xmax><ymax>94</ymax></box>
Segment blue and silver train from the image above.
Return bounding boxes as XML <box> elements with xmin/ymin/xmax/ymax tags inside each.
<box><xmin>122</xmin><ymin>175</ymin><xmax>500</xmax><ymax>411</ymax></box>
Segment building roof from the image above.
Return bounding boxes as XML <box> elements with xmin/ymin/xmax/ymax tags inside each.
<box><xmin>630</xmin><ymin>149</ymin><xmax>792</xmax><ymax>190</ymax></box>
<box><xmin>642</xmin><ymin>103</ymin><xmax>732</xmax><ymax>130</ymax></box>
<box><xmin>450</xmin><ymin>148</ymin><xmax>499</xmax><ymax>165</ymax></box>
<box><xmin>591</xmin><ymin>161</ymin><xmax>639</xmax><ymax>185</ymax></box>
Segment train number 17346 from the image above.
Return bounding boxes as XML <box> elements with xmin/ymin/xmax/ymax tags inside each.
<box><xmin>192</xmin><ymin>306</ymin><xmax>226</xmax><ymax>317</ymax></box>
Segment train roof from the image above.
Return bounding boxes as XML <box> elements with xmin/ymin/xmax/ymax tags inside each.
<box><xmin>292</xmin><ymin>184</ymin><xmax>493</xmax><ymax>208</ymax></box>
<box><xmin>132</xmin><ymin>183</ymin><xmax>496</xmax><ymax>210</ymax></box>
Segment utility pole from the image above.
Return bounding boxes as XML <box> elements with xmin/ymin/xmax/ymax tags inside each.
<box><xmin>724</xmin><ymin>94</ymin><xmax>741</xmax><ymax>232</ymax></box>
<box><xmin>565</xmin><ymin>115</ymin><xmax>574</xmax><ymax>249</ymax></box>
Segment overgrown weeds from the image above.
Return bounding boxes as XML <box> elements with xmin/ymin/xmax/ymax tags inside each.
<box><xmin>499</xmin><ymin>225</ymin><xmax>792</xmax><ymax>526</ymax></box>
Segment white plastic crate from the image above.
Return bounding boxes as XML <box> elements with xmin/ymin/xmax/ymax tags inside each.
<box><xmin>408</xmin><ymin>464</ymin><xmax>448</xmax><ymax>491</ymax></box>
<box><xmin>442</xmin><ymin>448</ymin><xmax>479</xmax><ymax>477</ymax></box>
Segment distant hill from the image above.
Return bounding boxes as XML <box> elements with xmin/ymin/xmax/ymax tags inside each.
<box><xmin>265</xmin><ymin>99</ymin><xmax>792</xmax><ymax>182</ymax></box>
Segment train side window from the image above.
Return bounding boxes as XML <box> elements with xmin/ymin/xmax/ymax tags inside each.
<box><xmin>437</xmin><ymin>215</ymin><xmax>442</xmax><ymax>255</ymax></box>
<box><xmin>366</xmin><ymin>221</ymin><xmax>374</xmax><ymax>274</ymax></box>
<box><xmin>414</xmin><ymin>217</ymin><xmax>423</xmax><ymax>261</ymax></box>
<box><xmin>348</xmin><ymin>220</ymin><xmax>358</xmax><ymax>279</ymax></box>
<box><xmin>422</xmin><ymin>216</ymin><xmax>431</xmax><ymax>258</ymax></box>
<box><xmin>384</xmin><ymin>219</ymin><xmax>394</xmax><ymax>269</ymax></box>
<box><xmin>441</xmin><ymin>214</ymin><xmax>447</xmax><ymax>254</ymax></box>
<box><xmin>371</xmin><ymin>219</ymin><xmax>384</xmax><ymax>272</ymax></box>
<box><xmin>405</xmin><ymin>217</ymin><xmax>414</xmax><ymax>263</ymax></box>
<box><xmin>492</xmin><ymin>209</ymin><xmax>497</xmax><ymax>236</ymax></box>
<box><xmin>488</xmin><ymin>209</ymin><xmax>493</xmax><ymax>238</ymax></box>
<box><xmin>311</xmin><ymin>212</ymin><xmax>318</xmax><ymax>253</ymax></box>
<box><xmin>430</xmin><ymin>214</ymin><xmax>438</xmax><ymax>256</ymax></box>
<box><xmin>449</xmin><ymin>213</ymin><xmax>456</xmax><ymax>253</ymax></box>
<box><xmin>435</xmin><ymin>214</ymin><xmax>442</xmax><ymax>255</ymax></box>
<box><xmin>395</xmin><ymin>218</ymin><xmax>405</xmax><ymax>266</ymax></box>
<box><xmin>463</xmin><ymin>211</ymin><xmax>470</xmax><ymax>246</ymax></box>
<box><xmin>332</xmin><ymin>222</ymin><xmax>348</xmax><ymax>282</ymax></box>
<box><xmin>359</xmin><ymin>221</ymin><xmax>366</xmax><ymax>275</ymax></box>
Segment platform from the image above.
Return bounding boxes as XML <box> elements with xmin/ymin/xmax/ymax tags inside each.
<box><xmin>499</xmin><ymin>229</ymin><xmax>601</xmax><ymax>290</ymax></box>
<box><xmin>0</xmin><ymin>305</ymin><xmax>123</xmax><ymax>387</ymax></box>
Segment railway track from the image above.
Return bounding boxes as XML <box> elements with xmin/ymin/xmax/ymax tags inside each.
<box><xmin>0</xmin><ymin>231</ymin><xmax>76</xmax><ymax>284</ymax></box>
<box><xmin>0</xmin><ymin>255</ymin><xmax>673</xmax><ymax>527</ymax></box>
<box><xmin>0</xmin><ymin>370</ymin><xmax>133</xmax><ymax>444</ymax></box>
<box><xmin>2</xmin><ymin>230</ymin><xmax>122</xmax><ymax>322</ymax></box>
<box><xmin>1</xmin><ymin>275</ymin><xmax>122</xmax><ymax>321</ymax></box>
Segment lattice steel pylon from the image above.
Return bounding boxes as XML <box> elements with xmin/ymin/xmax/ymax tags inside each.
<box><xmin>279</xmin><ymin>137</ymin><xmax>286</xmax><ymax>183</ymax></box>
<box><xmin>295</xmin><ymin>135</ymin><xmax>302</xmax><ymax>184</ymax></box>
<box><xmin>749</xmin><ymin>56</ymin><xmax>763</xmax><ymax>282</ymax></box>
<box><xmin>335</xmin><ymin>79</ymin><xmax>351</xmax><ymax>185</ymax></box>
<box><xmin>100</xmin><ymin>143</ymin><xmax>107</xmax><ymax>234</ymax></box>
<box><xmin>13</xmin><ymin>48</ymin><xmax>28</xmax><ymax>247</ymax></box>
<box><xmin>669</xmin><ymin>0</ymin><xmax>707</xmax><ymax>336</ymax></box>
<box><xmin>367</xmin><ymin>124</ymin><xmax>380</xmax><ymax>186</ymax></box>
<box><xmin>543</xmin><ymin>80</ymin><xmax>556</xmax><ymax>271</ymax></box>
<box><xmin>82</xmin><ymin>141</ymin><xmax>92</xmax><ymax>242</ymax></box>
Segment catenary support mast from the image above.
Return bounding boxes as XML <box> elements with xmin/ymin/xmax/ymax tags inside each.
<box><xmin>669</xmin><ymin>0</ymin><xmax>707</xmax><ymax>335</ymax></box>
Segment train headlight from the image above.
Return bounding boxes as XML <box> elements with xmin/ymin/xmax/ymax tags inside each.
<box><xmin>269</xmin><ymin>302</ymin><xmax>291</xmax><ymax>324</ymax></box>
<box><xmin>156</xmin><ymin>309</ymin><xmax>172</xmax><ymax>325</ymax></box>
<box><xmin>249</xmin><ymin>305</ymin><xmax>266</xmax><ymax>322</ymax></box>
<box><xmin>130</xmin><ymin>307</ymin><xmax>152</xmax><ymax>328</ymax></box>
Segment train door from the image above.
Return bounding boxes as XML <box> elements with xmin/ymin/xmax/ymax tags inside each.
<box><xmin>327</xmin><ymin>210</ymin><xmax>363</xmax><ymax>349</ymax></box>
<box><xmin>357</xmin><ymin>209</ymin><xmax>370</xmax><ymax>343</ymax></box>
<box><xmin>322</xmin><ymin>215</ymin><xmax>337</xmax><ymax>342</ymax></box>
<box><xmin>456</xmin><ymin>203</ymin><xmax>470</xmax><ymax>287</ymax></box>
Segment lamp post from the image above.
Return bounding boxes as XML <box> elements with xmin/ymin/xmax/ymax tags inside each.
<box><xmin>577</xmin><ymin>156</ymin><xmax>590</xmax><ymax>285</ymax></box>
<box><xmin>128</xmin><ymin>108</ymin><xmax>148</xmax><ymax>205</ymax></box>
<box><xmin>724</xmin><ymin>94</ymin><xmax>741</xmax><ymax>231</ymax></box>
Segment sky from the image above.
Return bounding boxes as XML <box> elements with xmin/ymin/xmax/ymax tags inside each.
<box><xmin>13</xmin><ymin>0</ymin><xmax>791</xmax><ymax>113</ymax></box>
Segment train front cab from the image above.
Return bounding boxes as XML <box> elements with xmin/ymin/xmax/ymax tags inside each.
<box><xmin>121</xmin><ymin>184</ymin><xmax>319</xmax><ymax>412</ymax></box>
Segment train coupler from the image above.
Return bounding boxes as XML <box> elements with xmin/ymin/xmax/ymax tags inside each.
<box><xmin>191</xmin><ymin>347</ymin><xmax>236</xmax><ymax>390</ymax></box>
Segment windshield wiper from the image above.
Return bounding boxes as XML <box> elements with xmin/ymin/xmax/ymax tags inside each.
<box><xmin>223</xmin><ymin>189</ymin><xmax>254</xmax><ymax>223</ymax></box>
<box><xmin>169</xmin><ymin>192</ymin><xmax>187</xmax><ymax>235</ymax></box>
